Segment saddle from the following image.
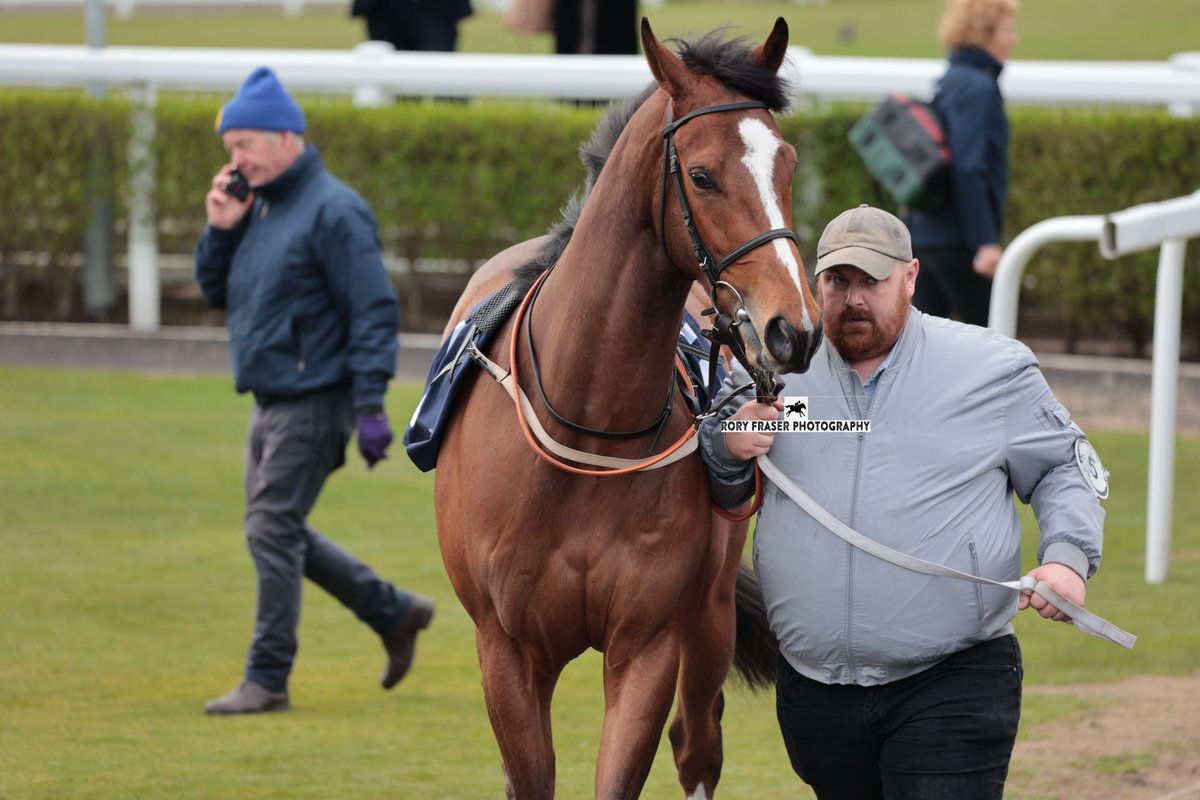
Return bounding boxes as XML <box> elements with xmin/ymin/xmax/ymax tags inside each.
<box><xmin>402</xmin><ymin>281</ymin><xmax>724</xmax><ymax>472</ymax></box>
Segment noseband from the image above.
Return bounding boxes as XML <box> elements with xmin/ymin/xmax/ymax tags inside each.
<box><xmin>660</xmin><ymin>100</ymin><xmax>795</xmax><ymax>401</ymax></box>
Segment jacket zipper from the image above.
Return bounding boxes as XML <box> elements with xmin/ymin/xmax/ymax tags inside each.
<box><xmin>844</xmin><ymin>382</ymin><xmax>868</xmax><ymax>680</ymax></box>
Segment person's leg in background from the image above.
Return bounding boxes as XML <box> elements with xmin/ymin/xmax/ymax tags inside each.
<box><xmin>914</xmin><ymin>246</ymin><xmax>992</xmax><ymax>325</ymax></box>
<box><xmin>364</xmin><ymin>0</ymin><xmax>410</xmax><ymax>49</ymax></box>
<box><xmin>912</xmin><ymin>246</ymin><xmax>959</xmax><ymax>320</ymax></box>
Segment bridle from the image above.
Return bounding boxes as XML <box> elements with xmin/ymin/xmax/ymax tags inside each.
<box><xmin>482</xmin><ymin>97</ymin><xmax>799</xmax><ymax>481</ymax></box>
<box><xmin>660</xmin><ymin>100</ymin><xmax>798</xmax><ymax>292</ymax></box>
<box><xmin>660</xmin><ymin>99</ymin><xmax>796</xmax><ymax>401</ymax></box>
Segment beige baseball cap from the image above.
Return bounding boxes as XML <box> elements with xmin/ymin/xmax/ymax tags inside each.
<box><xmin>814</xmin><ymin>204</ymin><xmax>912</xmax><ymax>280</ymax></box>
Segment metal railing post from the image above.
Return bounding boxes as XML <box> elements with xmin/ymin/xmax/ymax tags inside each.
<box><xmin>127</xmin><ymin>83</ymin><xmax>159</xmax><ymax>332</ymax></box>
<box><xmin>84</xmin><ymin>0</ymin><xmax>116</xmax><ymax>319</ymax></box>
<box><xmin>1145</xmin><ymin>238</ymin><xmax>1186</xmax><ymax>583</ymax></box>
<box><xmin>1168</xmin><ymin>51</ymin><xmax>1199</xmax><ymax>117</ymax></box>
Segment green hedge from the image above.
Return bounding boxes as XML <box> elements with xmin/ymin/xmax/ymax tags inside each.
<box><xmin>0</xmin><ymin>90</ymin><xmax>128</xmax><ymax>318</ymax></box>
<box><xmin>2</xmin><ymin>91</ymin><xmax>1198</xmax><ymax>354</ymax></box>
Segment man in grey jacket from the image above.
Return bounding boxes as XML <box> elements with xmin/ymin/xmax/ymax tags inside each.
<box><xmin>701</xmin><ymin>204</ymin><xmax>1107</xmax><ymax>799</ymax></box>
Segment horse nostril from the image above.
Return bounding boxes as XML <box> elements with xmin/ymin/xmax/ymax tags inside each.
<box><xmin>765</xmin><ymin>316</ymin><xmax>798</xmax><ymax>366</ymax></box>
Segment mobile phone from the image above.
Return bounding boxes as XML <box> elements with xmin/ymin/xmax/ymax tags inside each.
<box><xmin>223</xmin><ymin>169</ymin><xmax>251</xmax><ymax>201</ymax></box>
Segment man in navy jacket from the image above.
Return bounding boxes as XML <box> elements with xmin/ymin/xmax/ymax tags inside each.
<box><xmin>196</xmin><ymin>67</ymin><xmax>433</xmax><ymax>714</ymax></box>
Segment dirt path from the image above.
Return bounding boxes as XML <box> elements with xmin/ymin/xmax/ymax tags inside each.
<box><xmin>1008</xmin><ymin>673</ymin><xmax>1200</xmax><ymax>800</ymax></box>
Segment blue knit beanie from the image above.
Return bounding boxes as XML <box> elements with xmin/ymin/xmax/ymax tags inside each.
<box><xmin>215</xmin><ymin>66</ymin><xmax>306</xmax><ymax>135</ymax></box>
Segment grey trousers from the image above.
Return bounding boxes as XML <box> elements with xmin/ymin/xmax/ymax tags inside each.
<box><xmin>241</xmin><ymin>385</ymin><xmax>410</xmax><ymax>691</ymax></box>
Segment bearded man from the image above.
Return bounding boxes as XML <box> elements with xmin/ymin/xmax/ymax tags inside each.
<box><xmin>699</xmin><ymin>204</ymin><xmax>1110</xmax><ymax>800</ymax></box>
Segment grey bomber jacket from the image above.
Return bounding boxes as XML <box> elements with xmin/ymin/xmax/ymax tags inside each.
<box><xmin>701</xmin><ymin>309</ymin><xmax>1105</xmax><ymax>686</ymax></box>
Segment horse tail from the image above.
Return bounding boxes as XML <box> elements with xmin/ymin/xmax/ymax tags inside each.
<box><xmin>731</xmin><ymin>560</ymin><xmax>777</xmax><ymax>691</ymax></box>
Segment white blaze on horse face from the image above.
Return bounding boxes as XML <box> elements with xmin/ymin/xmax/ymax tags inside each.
<box><xmin>738</xmin><ymin>117</ymin><xmax>816</xmax><ymax>334</ymax></box>
<box><xmin>686</xmin><ymin>785</ymin><xmax>709</xmax><ymax>800</ymax></box>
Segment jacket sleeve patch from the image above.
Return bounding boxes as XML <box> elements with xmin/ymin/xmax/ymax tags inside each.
<box><xmin>1075</xmin><ymin>438</ymin><xmax>1110</xmax><ymax>500</ymax></box>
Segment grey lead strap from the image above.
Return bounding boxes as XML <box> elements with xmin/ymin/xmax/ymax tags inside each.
<box><xmin>757</xmin><ymin>455</ymin><xmax>1136</xmax><ymax>649</ymax></box>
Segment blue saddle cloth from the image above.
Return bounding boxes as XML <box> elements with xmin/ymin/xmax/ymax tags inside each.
<box><xmin>402</xmin><ymin>285</ymin><xmax>725</xmax><ymax>472</ymax></box>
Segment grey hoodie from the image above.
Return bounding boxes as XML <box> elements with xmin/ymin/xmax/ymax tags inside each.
<box><xmin>701</xmin><ymin>309</ymin><xmax>1104</xmax><ymax>686</ymax></box>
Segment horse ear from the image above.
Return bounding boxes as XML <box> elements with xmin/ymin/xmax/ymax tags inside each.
<box><xmin>641</xmin><ymin>17</ymin><xmax>689</xmax><ymax>98</ymax></box>
<box><xmin>752</xmin><ymin>17</ymin><xmax>790</xmax><ymax>74</ymax></box>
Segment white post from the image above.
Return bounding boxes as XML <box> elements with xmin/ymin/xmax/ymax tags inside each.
<box><xmin>114</xmin><ymin>0</ymin><xmax>136</xmax><ymax>19</ymax></box>
<box><xmin>282</xmin><ymin>0</ymin><xmax>305</xmax><ymax>18</ymax></box>
<box><xmin>1168</xmin><ymin>52</ymin><xmax>1199</xmax><ymax>117</ymax></box>
<box><xmin>1145</xmin><ymin>238</ymin><xmax>1186</xmax><ymax>583</ymax></box>
<box><xmin>127</xmin><ymin>83</ymin><xmax>159</xmax><ymax>332</ymax></box>
<box><xmin>351</xmin><ymin>41</ymin><xmax>395</xmax><ymax>107</ymax></box>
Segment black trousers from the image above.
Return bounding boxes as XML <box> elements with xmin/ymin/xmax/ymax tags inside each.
<box><xmin>912</xmin><ymin>246</ymin><xmax>993</xmax><ymax>326</ymax></box>
<box><xmin>365</xmin><ymin>0</ymin><xmax>464</xmax><ymax>51</ymax></box>
<box><xmin>554</xmin><ymin>0</ymin><xmax>637</xmax><ymax>54</ymax></box>
<box><xmin>776</xmin><ymin>635</ymin><xmax>1023</xmax><ymax>800</ymax></box>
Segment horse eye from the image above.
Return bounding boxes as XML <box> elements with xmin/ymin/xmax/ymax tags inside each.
<box><xmin>689</xmin><ymin>171</ymin><xmax>716</xmax><ymax>191</ymax></box>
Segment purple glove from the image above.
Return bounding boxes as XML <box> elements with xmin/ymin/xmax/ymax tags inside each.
<box><xmin>357</xmin><ymin>411</ymin><xmax>393</xmax><ymax>469</ymax></box>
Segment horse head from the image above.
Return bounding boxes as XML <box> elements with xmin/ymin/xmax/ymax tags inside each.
<box><xmin>643</xmin><ymin>17</ymin><xmax>823</xmax><ymax>396</ymax></box>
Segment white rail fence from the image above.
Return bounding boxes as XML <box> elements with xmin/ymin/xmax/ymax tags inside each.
<box><xmin>4</xmin><ymin>44</ymin><xmax>1200</xmax><ymax>107</ymax></box>
<box><xmin>989</xmin><ymin>191</ymin><xmax>1200</xmax><ymax>586</ymax></box>
<box><xmin>2</xmin><ymin>43</ymin><xmax>1199</xmax><ymax>330</ymax></box>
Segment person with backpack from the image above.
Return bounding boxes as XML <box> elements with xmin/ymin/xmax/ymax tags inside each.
<box><xmin>908</xmin><ymin>0</ymin><xmax>1019</xmax><ymax>326</ymax></box>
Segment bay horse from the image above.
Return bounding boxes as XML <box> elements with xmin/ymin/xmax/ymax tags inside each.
<box><xmin>432</xmin><ymin>18</ymin><xmax>820</xmax><ymax>798</ymax></box>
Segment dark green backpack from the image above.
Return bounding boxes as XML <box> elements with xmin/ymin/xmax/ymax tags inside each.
<box><xmin>848</xmin><ymin>93</ymin><xmax>952</xmax><ymax>209</ymax></box>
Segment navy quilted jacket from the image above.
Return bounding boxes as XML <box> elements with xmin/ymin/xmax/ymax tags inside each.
<box><xmin>908</xmin><ymin>47</ymin><xmax>1009</xmax><ymax>251</ymax></box>
<box><xmin>195</xmin><ymin>145</ymin><xmax>398</xmax><ymax>410</ymax></box>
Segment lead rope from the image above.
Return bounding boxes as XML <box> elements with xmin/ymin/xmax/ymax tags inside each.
<box><xmin>756</xmin><ymin>454</ymin><xmax>1136</xmax><ymax>649</ymax></box>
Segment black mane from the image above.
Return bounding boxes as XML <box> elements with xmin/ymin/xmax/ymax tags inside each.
<box><xmin>511</xmin><ymin>31</ymin><xmax>792</xmax><ymax>293</ymax></box>
<box><xmin>677</xmin><ymin>30</ymin><xmax>791</xmax><ymax>113</ymax></box>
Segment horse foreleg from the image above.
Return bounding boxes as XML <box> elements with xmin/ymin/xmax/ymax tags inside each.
<box><xmin>667</xmin><ymin>595</ymin><xmax>734</xmax><ymax>799</ymax></box>
<box><xmin>668</xmin><ymin>515</ymin><xmax>747</xmax><ymax>799</ymax></box>
<box><xmin>595</xmin><ymin>627</ymin><xmax>683</xmax><ymax>799</ymax></box>
<box><xmin>475</xmin><ymin>615</ymin><xmax>560</xmax><ymax>800</ymax></box>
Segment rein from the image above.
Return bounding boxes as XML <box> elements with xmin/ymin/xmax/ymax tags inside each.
<box><xmin>475</xmin><ymin>98</ymin><xmax>800</xmax><ymax>477</ymax></box>
<box><xmin>464</xmin><ymin>271</ymin><xmax>702</xmax><ymax>477</ymax></box>
<box><xmin>522</xmin><ymin>265</ymin><xmax>676</xmax><ymax>444</ymax></box>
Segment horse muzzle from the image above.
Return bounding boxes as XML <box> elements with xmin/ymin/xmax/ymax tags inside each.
<box><xmin>764</xmin><ymin>315</ymin><xmax>823</xmax><ymax>375</ymax></box>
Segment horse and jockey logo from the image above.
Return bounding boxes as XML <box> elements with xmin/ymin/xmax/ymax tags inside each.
<box><xmin>784</xmin><ymin>397</ymin><xmax>808</xmax><ymax>420</ymax></box>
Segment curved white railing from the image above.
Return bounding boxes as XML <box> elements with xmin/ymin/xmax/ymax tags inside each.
<box><xmin>990</xmin><ymin>192</ymin><xmax>1200</xmax><ymax>585</ymax></box>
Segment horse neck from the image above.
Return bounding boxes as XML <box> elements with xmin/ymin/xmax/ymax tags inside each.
<box><xmin>524</xmin><ymin>124</ymin><xmax>695</xmax><ymax>433</ymax></box>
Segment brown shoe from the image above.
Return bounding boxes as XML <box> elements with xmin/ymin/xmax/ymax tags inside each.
<box><xmin>380</xmin><ymin>595</ymin><xmax>435</xmax><ymax>690</ymax></box>
<box><xmin>204</xmin><ymin>681</ymin><xmax>290</xmax><ymax>715</ymax></box>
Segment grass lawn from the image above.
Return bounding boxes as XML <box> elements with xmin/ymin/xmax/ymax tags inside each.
<box><xmin>1</xmin><ymin>364</ymin><xmax>1197</xmax><ymax>798</ymax></box>
<box><xmin>1</xmin><ymin>0</ymin><xmax>1195</xmax><ymax>60</ymax></box>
